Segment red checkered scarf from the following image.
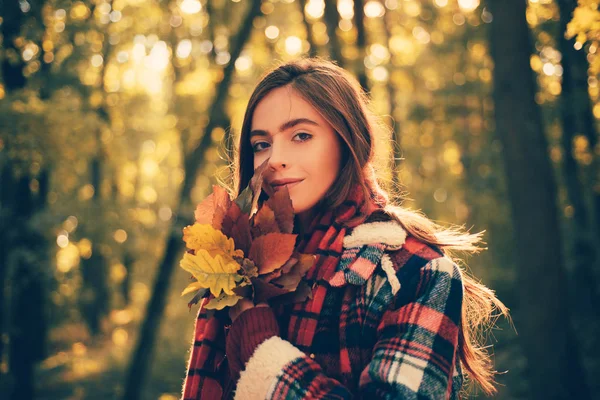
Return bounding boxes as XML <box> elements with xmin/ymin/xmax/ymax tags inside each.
<box><xmin>182</xmin><ymin>170</ymin><xmax>387</xmax><ymax>400</ymax></box>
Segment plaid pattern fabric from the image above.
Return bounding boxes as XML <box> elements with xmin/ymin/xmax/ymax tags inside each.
<box><xmin>182</xmin><ymin>181</ymin><xmax>383</xmax><ymax>399</ymax></box>
<box><xmin>181</xmin><ymin>299</ymin><xmax>229</xmax><ymax>400</ymax></box>
<box><xmin>263</xmin><ymin>238</ymin><xmax>464</xmax><ymax>399</ymax></box>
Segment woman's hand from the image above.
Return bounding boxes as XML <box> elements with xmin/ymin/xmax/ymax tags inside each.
<box><xmin>229</xmin><ymin>298</ymin><xmax>269</xmax><ymax>322</ymax></box>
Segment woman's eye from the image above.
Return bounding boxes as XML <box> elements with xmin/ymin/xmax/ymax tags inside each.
<box><xmin>252</xmin><ymin>142</ymin><xmax>270</xmax><ymax>152</ymax></box>
<box><xmin>294</xmin><ymin>132</ymin><xmax>312</xmax><ymax>142</ymax></box>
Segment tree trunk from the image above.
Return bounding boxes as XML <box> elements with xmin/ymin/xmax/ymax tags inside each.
<box><xmin>6</xmin><ymin>169</ymin><xmax>50</xmax><ymax>400</ymax></box>
<box><xmin>557</xmin><ymin>0</ymin><xmax>600</xmax><ymax>247</ymax></box>
<box><xmin>1</xmin><ymin>2</ymin><xmax>50</xmax><ymax>396</ymax></box>
<box><xmin>79</xmin><ymin>129</ymin><xmax>110</xmax><ymax>336</ymax></box>
<box><xmin>121</xmin><ymin>2</ymin><xmax>262</xmax><ymax>399</ymax></box>
<box><xmin>487</xmin><ymin>1</ymin><xmax>591</xmax><ymax>398</ymax></box>
<box><xmin>323</xmin><ymin>0</ymin><xmax>344</xmax><ymax>67</ymax></box>
<box><xmin>1</xmin><ymin>0</ymin><xmax>27</xmax><ymax>91</ymax></box>
<box><xmin>382</xmin><ymin>6</ymin><xmax>402</xmax><ymax>190</ymax></box>
<box><xmin>297</xmin><ymin>0</ymin><xmax>318</xmax><ymax>58</ymax></box>
<box><xmin>353</xmin><ymin>0</ymin><xmax>369</xmax><ymax>93</ymax></box>
<box><xmin>556</xmin><ymin>0</ymin><xmax>599</xmax><ymax>313</ymax></box>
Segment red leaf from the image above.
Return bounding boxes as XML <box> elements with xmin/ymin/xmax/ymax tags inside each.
<box><xmin>220</xmin><ymin>202</ymin><xmax>252</xmax><ymax>255</ymax></box>
<box><xmin>249</xmin><ymin>233</ymin><xmax>297</xmax><ymax>275</ymax></box>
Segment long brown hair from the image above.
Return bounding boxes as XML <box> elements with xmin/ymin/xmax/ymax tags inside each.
<box><xmin>229</xmin><ymin>57</ymin><xmax>509</xmax><ymax>396</ymax></box>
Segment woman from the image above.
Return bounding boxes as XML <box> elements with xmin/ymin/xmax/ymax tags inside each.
<box><xmin>182</xmin><ymin>58</ymin><xmax>508</xmax><ymax>399</ymax></box>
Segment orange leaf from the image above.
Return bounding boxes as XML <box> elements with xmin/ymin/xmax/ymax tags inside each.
<box><xmin>212</xmin><ymin>185</ymin><xmax>232</xmax><ymax>229</ymax></box>
<box><xmin>252</xmin><ymin>204</ymin><xmax>280</xmax><ymax>237</ymax></box>
<box><xmin>249</xmin><ymin>233</ymin><xmax>297</xmax><ymax>275</ymax></box>
<box><xmin>265</xmin><ymin>185</ymin><xmax>295</xmax><ymax>234</ymax></box>
<box><xmin>194</xmin><ymin>193</ymin><xmax>216</xmax><ymax>225</ymax></box>
<box><xmin>194</xmin><ymin>185</ymin><xmax>232</xmax><ymax>229</ymax></box>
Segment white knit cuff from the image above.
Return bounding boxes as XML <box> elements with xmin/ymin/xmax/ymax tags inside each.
<box><xmin>234</xmin><ymin>336</ymin><xmax>304</xmax><ymax>400</ymax></box>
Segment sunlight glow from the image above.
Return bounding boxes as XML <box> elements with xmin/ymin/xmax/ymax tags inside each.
<box><xmin>364</xmin><ymin>1</ymin><xmax>385</xmax><ymax>18</ymax></box>
<box><xmin>285</xmin><ymin>36</ymin><xmax>303</xmax><ymax>55</ymax></box>
<box><xmin>265</xmin><ymin>25</ymin><xmax>280</xmax><ymax>40</ymax></box>
<box><xmin>338</xmin><ymin>0</ymin><xmax>354</xmax><ymax>19</ymax></box>
<box><xmin>56</xmin><ymin>244</ymin><xmax>80</xmax><ymax>273</ymax></box>
<box><xmin>235</xmin><ymin>55</ymin><xmax>253</xmax><ymax>72</ymax></box>
<box><xmin>145</xmin><ymin>41</ymin><xmax>169</xmax><ymax>71</ymax></box>
<box><xmin>305</xmin><ymin>0</ymin><xmax>325</xmax><ymax>19</ymax></box>
<box><xmin>113</xmin><ymin>229</ymin><xmax>128</xmax><ymax>244</ymax></box>
<box><xmin>176</xmin><ymin>39</ymin><xmax>192</xmax><ymax>59</ymax></box>
<box><xmin>57</xmin><ymin>233</ymin><xmax>69</xmax><ymax>248</ymax></box>
<box><xmin>458</xmin><ymin>0</ymin><xmax>480</xmax><ymax>12</ymax></box>
<box><xmin>132</xmin><ymin>43</ymin><xmax>145</xmax><ymax>62</ymax></box>
<box><xmin>180</xmin><ymin>0</ymin><xmax>202</xmax><ymax>14</ymax></box>
<box><xmin>372</xmin><ymin>66</ymin><xmax>389</xmax><ymax>82</ymax></box>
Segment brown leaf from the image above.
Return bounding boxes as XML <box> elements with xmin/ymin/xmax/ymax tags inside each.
<box><xmin>252</xmin><ymin>278</ymin><xmax>289</xmax><ymax>303</ymax></box>
<box><xmin>270</xmin><ymin>271</ymin><xmax>303</xmax><ymax>291</ymax></box>
<box><xmin>262</xmin><ymin>267</ymin><xmax>284</xmax><ymax>283</ymax></box>
<box><xmin>249</xmin><ymin>233</ymin><xmax>297</xmax><ymax>275</ymax></box>
<box><xmin>280</xmin><ymin>256</ymin><xmax>299</xmax><ymax>274</ymax></box>
<box><xmin>265</xmin><ymin>185</ymin><xmax>295</xmax><ymax>234</ymax></box>
<box><xmin>269</xmin><ymin>254</ymin><xmax>314</xmax><ymax>291</ymax></box>
<box><xmin>187</xmin><ymin>287</ymin><xmax>209</xmax><ymax>309</ymax></box>
<box><xmin>232</xmin><ymin>284</ymin><xmax>253</xmax><ymax>298</ymax></box>
<box><xmin>252</xmin><ymin>205</ymin><xmax>280</xmax><ymax>237</ymax></box>
<box><xmin>290</xmin><ymin>254</ymin><xmax>316</xmax><ymax>276</ymax></box>
<box><xmin>269</xmin><ymin>280</ymin><xmax>313</xmax><ymax>307</ymax></box>
<box><xmin>249</xmin><ymin>159</ymin><xmax>270</xmax><ymax>216</ymax></box>
<box><xmin>235</xmin><ymin>159</ymin><xmax>270</xmax><ymax>217</ymax></box>
<box><xmin>241</xmin><ymin>258</ymin><xmax>258</xmax><ymax>279</ymax></box>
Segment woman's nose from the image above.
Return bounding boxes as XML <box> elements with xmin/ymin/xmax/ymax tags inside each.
<box><xmin>267</xmin><ymin>143</ymin><xmax>288</xmax><ymax>171</ymax></box>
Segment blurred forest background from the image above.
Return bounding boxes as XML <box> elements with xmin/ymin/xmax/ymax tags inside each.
<box><xmin>1</xmin><ymin>0</ymin><xmax>599</xmax><ymax>399</ymax></box>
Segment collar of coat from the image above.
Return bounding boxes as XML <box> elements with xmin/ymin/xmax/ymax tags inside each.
<box><xmin>326</xmin><ymin>217</ymin><xmax>407</xmax><ymax>291</ymax></box>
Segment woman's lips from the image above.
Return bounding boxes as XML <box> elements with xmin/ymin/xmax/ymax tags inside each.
<box><xmin>273</xmin><ymin>180</ymin><xmax>303</xmax><ymax>191</ymax></box>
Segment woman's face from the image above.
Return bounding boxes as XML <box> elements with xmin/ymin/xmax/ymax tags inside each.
<box><xmin>250</xmin><ymin>85</ymin><xmax>343</xmax><ymax>215</ymax></box>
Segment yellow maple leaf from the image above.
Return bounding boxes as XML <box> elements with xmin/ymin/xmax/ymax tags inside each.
<box><xmin>180</xmin><ymin>249</ymin><xmax>243</xmax><ymax>296</ymax></box>
<box><xmin>205</xmin><ymin>292</ymin><xmax>242</xmax><ymax>310</ymax></box>
<box><xmin>182</xmin><ymin>223</ymin><xmax>244</xmax><ymax>258</ymax></box>
<box><xmin>181</xmin><ymin>281</ymin><xmax>205</xmax><ymax>296</ymax></box>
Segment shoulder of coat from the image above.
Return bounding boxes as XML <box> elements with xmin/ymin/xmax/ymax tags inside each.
<box><xmin>343</xmin><ymin>211</ymin><xmax>407</xmax><ymax>249</ymax></box>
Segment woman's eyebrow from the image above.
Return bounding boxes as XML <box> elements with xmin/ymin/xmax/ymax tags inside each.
<box><xmin>250</xmin><ymin>118</ymin><xmax>320</xmax><ymax>138</ymax></box>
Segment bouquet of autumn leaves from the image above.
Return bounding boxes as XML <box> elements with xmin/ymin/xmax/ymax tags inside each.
<box><xmin>179</xmin><ymin>161</ymin><xmax>315</xmax><ymax>311</ymax></box>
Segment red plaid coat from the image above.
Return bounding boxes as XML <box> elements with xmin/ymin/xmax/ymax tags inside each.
<box><xmin>187</xmin><ymin>214</ymin><xmax>465</xmax><ymax>399</ymax></box>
